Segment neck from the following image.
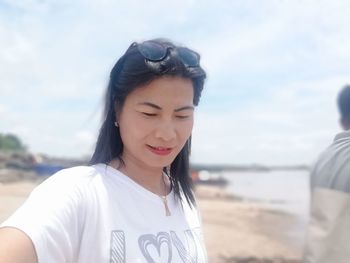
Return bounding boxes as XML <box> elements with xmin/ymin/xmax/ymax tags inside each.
<box><xmin>109</xmin><ymin>157</ymin><xmax>169</xmax><ymax>196</ymax></box>
<box><xmin>341</xmin><ymin>118</ymin><xmax>350</xmax><ymax>130</ymax></box>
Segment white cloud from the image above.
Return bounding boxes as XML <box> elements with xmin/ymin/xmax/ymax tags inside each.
<box><xmin>1</xmin><ymin>0</ymin><xmax>350</xmax><ymax>165</ymax></box>
<box><xmin>191</xmin><ymin>76</ymin><xmax>347</xmax><ymax>165</ymax></box>
<box><xmin>0</xmin><ymin>104</ymin><xmax>8</xmax><ymax>116</ymax></box>
<box><xmin>194</xmin><ymin>0</ymin><xmax>350</xmax><ymax>79</ymax></box>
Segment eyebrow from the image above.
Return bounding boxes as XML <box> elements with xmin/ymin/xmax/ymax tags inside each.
<box><xmin>137</xmin><ymin>102</ymin><xmax>194</xmax><ymax>112</ymax></box>
<box><xmin>174</xmin><ymin>106</ymin><xmax>194</xmax><ymax>112</ymax></box>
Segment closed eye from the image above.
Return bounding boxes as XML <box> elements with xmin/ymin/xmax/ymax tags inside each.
<box><xmin>176</xmin><ymin>115</ymin><xmax>190</xmax><ymax>119</ymax></box>
<box><xmin>142</xmin><ymin>112</ymin><xmax>157</xmax><ymax>117</ymax></box>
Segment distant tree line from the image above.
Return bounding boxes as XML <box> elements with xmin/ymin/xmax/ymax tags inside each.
<box><xmin>0</xmin><ymin>133</ymin><xmax>26</xmax><ymax>152</ymax></box>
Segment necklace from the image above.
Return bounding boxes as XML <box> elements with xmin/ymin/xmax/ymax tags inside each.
<box><xmin>159</xmin><ymin>174</ymin><xmax>171</xmax><ymax>216</ymax></box>
<box><xmin>112</xmin><ymin>160</ymin><xmax>171</xmax><ymax>217</ymax></box>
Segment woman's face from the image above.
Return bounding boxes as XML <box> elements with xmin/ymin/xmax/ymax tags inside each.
<box><xmin>117</xmin><ymin>76</ymin><xmax>194</xmax><ymax>169</ymax></box>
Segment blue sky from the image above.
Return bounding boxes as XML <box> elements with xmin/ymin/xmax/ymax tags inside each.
<box><xmin>1</xmin><ymin>0</ymin><xmax>350</xmax><ymax>166</ymax></box>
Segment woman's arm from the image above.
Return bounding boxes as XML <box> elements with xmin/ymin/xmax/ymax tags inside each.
<box><xmin>0</xmin><ymin>227</ymin><xmax>38</xmax><ymax>263</ymax></box>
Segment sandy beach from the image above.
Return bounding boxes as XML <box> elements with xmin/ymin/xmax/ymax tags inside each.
<box><xmin>195</xmin><ymin>186</ymin><xmax>303</xmax><ymax>262</ymax></box>
<box><xmin>0</xmin><ymin>179</ymin><xmax>303</xmax><ymax>263</ymax></box>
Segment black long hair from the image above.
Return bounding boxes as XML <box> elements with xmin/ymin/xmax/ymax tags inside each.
<box><xmin>90</xmin><ymin>38</ymin><xmax>206</xmax><ymax>207</ymax></box>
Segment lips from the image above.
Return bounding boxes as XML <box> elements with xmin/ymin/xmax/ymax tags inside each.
<box><xmin>147</xmin><ymin>145</ymin><xmax>173</xmax><ymax>156</ymax></box>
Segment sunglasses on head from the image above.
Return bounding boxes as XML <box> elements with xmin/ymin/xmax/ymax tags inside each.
<box><xmin>134</xmin><ymin>40</ymin><xmax>200</xmax><ymax>68</ymax></box>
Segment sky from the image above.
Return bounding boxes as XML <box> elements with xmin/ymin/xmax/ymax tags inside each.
<box><xmin>1</xmin><ymin>0</ymin><xmax>350</xmax><ymax>166</ymax></box>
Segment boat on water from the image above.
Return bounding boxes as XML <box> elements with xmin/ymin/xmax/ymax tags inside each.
<box><xmin>32</xmin><ymin>163</ymin><xmax>66</xmax><ymax>176</ymax></box>
<box><xmin>191</xmin><ymin>170</ymin><xmax>228</xmax><ymax>187</ymax></box>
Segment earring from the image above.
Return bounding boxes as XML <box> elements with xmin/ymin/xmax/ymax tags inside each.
<box><xmin>114</xmin><ymin>121</ymin><xmax>119</xmax><ymax>127</ymax></box>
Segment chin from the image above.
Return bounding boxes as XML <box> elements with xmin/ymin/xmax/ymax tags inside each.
<box><xmin>146</xmin><ymin>157</ymin><xmax>175</xmax><ymax>169</ymax></box>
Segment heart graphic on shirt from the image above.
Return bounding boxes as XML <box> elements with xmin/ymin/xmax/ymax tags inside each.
<box><xmin>138</xmin><ymin>232</ymin><xmax>172</xmax><ymax>262</ymax></box>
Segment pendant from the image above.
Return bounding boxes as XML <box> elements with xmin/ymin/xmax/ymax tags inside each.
<box><xmin>161</xmin><ymin>196</ymin><xmax>171</xmax><ymax>216</ymax></box>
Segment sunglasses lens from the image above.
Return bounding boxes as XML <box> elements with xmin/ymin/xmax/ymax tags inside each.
<box><xmin>138</xmin><ymin>41</ymin><xmax>167</xmax><ymax>61</ymax></box>
<box><xmin>177</xmin><ymin>47</ymin><xmax>200</xmax><ymax>67</ymax></box>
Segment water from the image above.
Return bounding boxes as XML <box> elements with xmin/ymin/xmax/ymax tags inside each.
<box><xmin>220</xmin><ymin>170</ymin><xmax>311</xmax><ymax>248</ymax></box>
<box><xmin>221</xmin><ymin>170</ymin><xmax>310</xmax><ymax>217</ymax></box>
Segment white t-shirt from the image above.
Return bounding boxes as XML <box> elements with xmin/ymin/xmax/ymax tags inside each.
<box><xmin>1</xmin><ymin>164</ymin><xmax>207</xmax><ymax>263</ymax></box>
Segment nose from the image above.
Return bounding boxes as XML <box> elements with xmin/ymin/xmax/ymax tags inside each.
<box><xmin>154</xmin><ymin>121</ymin><xmax>177</xmax><ymax>142</ymax></box>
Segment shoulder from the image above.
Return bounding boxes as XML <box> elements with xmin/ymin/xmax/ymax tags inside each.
<box><xmin>314</xmin><ymin>132</ymin><xmax>350</xmax><ymax>167</ymax></box>
<box><xmin>313</xmin><ymin>130</ymin><xmax>350</xmax><ymax>167</ymax></box>
<box><xmin>0</xmin><ymin>166</ymin><xmax>104</xmax><ymax>262</ymax></box>
<box><xmin>2</xmin><ymin>165</ymin><xmax>106</xmax><ymax>226</ymax></box>
<box><xmin>50</xmin><ymin>165</ymin><xmax>99</xmax><ymax>180</ymax></box>
<box><xmin>29</xmin><ymin>165</ymin><xmax>104</xmax><ymax>201</ymax></box>
<box><xmin>311</xmin><ymin>132</ymin><xmax>350</xmax><ymax>191</ymax></box>
<box><xmin>41</xmin><ymin>165</ymin><xmax>102</xmax><ymax>185</ymax></box>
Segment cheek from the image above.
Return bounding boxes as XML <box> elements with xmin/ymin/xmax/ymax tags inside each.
<box><xmin>178</xmin><ymin>120</ymin><xmax>194</xmax><ymax>140</ymax></box>
<box><xmin>119</xmin><ymin>117</ymin><xmax>153</xmax><ymax>142</ymax></box>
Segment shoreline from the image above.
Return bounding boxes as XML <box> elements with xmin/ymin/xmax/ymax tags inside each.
<box><xmin>195</xmin><ymin>185</ymin><xmax>303</xmax><ymax>262</ymax></box>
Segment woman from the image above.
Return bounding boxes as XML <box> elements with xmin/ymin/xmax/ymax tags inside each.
<box><xmin>0</xmin><ymin>38</ymin><xmax>207</xmax><ymax>262</ymax></box>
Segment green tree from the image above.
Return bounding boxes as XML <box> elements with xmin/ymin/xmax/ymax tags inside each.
<box><xmin>0</xmin><ymin>133</ymin><xmax>26</xmax><ymax>152</ymax></box>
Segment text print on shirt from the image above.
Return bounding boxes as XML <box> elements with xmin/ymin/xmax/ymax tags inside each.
<box><xmin>110</xmin><ymin>228</ymin><xmax>205</xmax><ymax>262</ymax></box>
